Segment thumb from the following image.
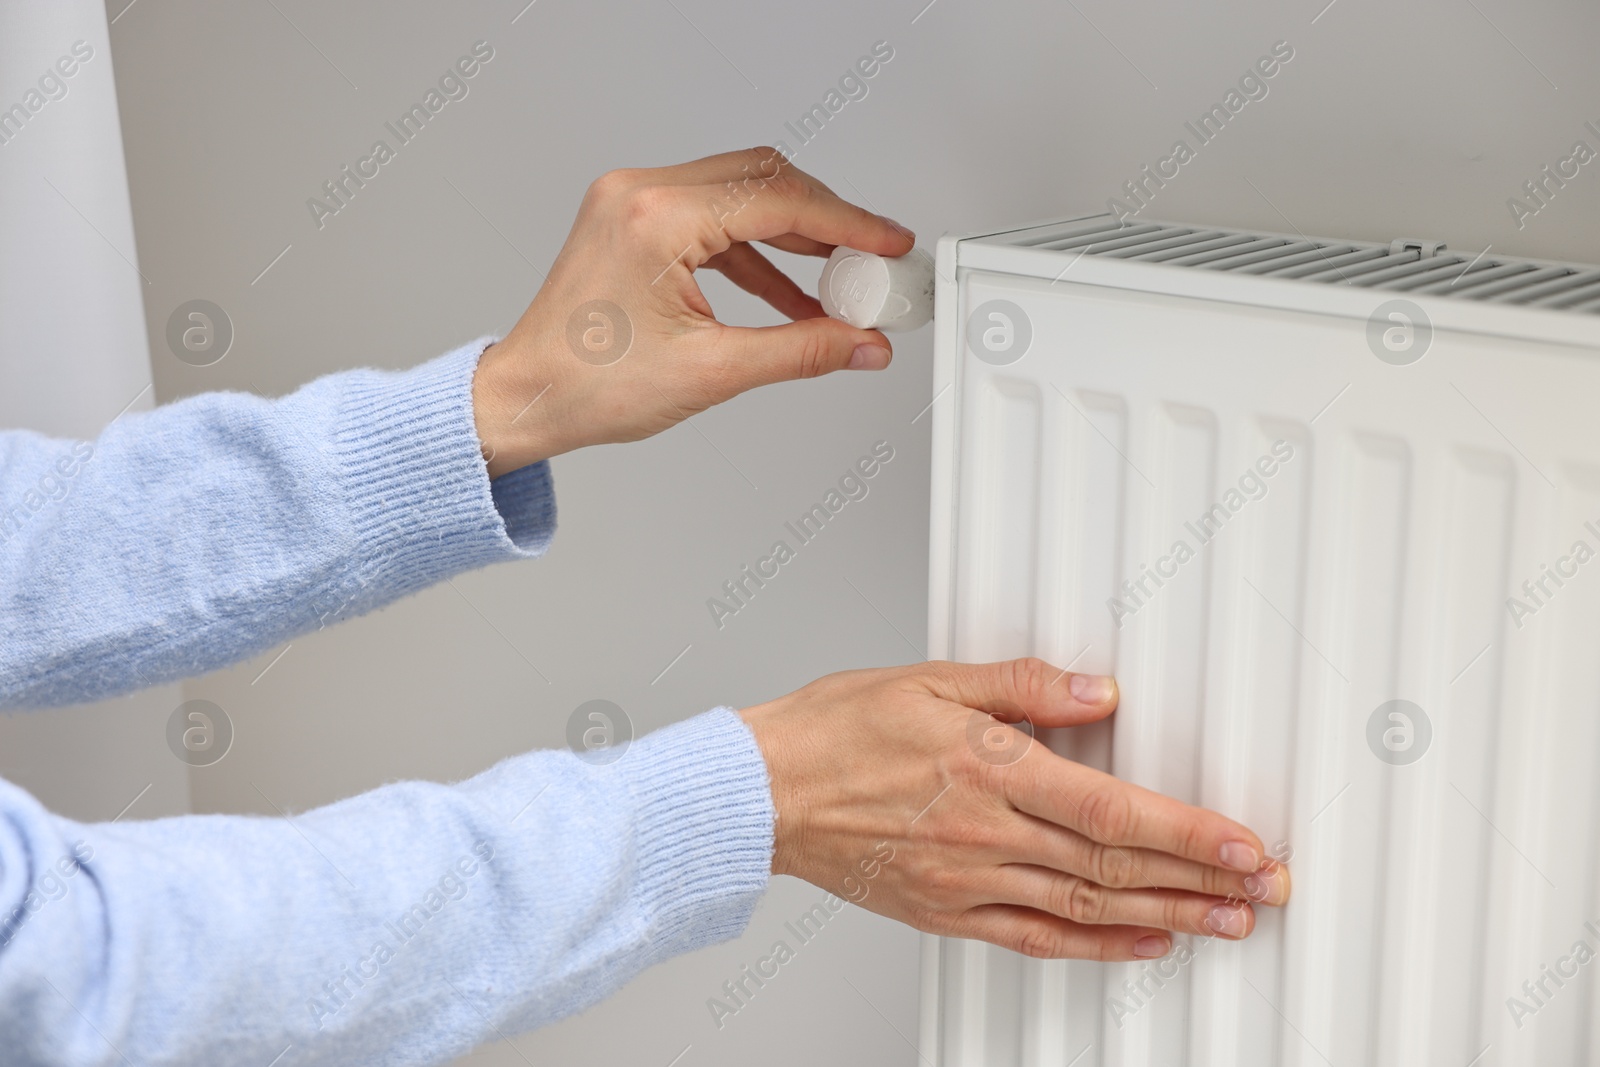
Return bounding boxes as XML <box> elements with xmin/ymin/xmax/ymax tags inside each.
<box><xmin>714</xmin><ymin>315</ymin><xmax>892</xmax><ymax>393</ymax></box>
<box><xmin>921</xmin><ymin>658</ymin><xmax>1120</xmax><ymax>730</ymax></box>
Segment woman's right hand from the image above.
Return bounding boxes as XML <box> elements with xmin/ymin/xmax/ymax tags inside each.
<box><xmin>471</xmin><ymin>148</ymin><xmax>913</xmax><ymax>478</ymax></box>
<box><xmin>738</xmin><ymin>657</ymin><xmax>1290</xmax><ymax>961</ymax></box>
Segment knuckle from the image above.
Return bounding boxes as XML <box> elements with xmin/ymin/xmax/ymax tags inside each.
<box><xmin>762</xmin><ymin>173</ymin><xmax>810</xmax><ymax>209</ymax></box>
<box><xmin>744</xmin><ymin>146</ymin><xmax>787</xmax><ymax>177</ymax></box>
<box><xmin>765</xmin><ymin>172</ymin><xmax>803</xmax><ymax>196</ymax></box>
<box><xmin>1078</xmin><ymin>786</ymin><xmax>1134</xmax><ymax>844</ymax></box>
<box><xmin>1204</xmin><ymin>864</ymin><xmax>1239</xmax><ymax>897</ymax></box>
<box><xmin>942</xmin><ymin>810</ymin><xmax>996</xmax><ymax>853</ymax></box>
<box><xmin>1085</xmin><ymin>843</ymin><xmax>1136</xmax><ymax>889</ymax></box>
<box><xmin>959</xmin><ymin>739</ymin><xmax>1027</xmax><ymax>798</ymax></box>
<box><xmin>1175</xmin><ymin>817</ymin><xmax>1209</xmax><ymax>864</ymax></box>
<box><xmin>950</xmin><ymin>744</ymin><xmax>993</xmax><ymax>793</ymax></box>
<box><xmin>1009</xmin><ymin>656</ymin><xmax>1052</xmax><ymax>698</ymax></box>
<box><xmin>1057</xmin><ymin>877</ymin><xmax>1107</xmax><ymax>923</ymax></box>
<box><xmin>586</xmin><ymin>168</ymin><xmax>637</xmax><ymax>203</ymax></box>
<box><xmin>795</xmin><ymin>329</ymin><xmax>832</xmax><ymax>380</ymax></box>
<box><xmin>903</xmin><ymin>902</ymin><xmax>940</xmax><ymax>933</ymax></box>
<box><xmin>914</xmin><ymin>659</ymin><xmax>959</xmax><ymax>689</ymax></box>
<box><xmin>1090</xmin><ymin>934</ymin><xmax>1123</xmax><ymax>962</ymax></box>
<box><xmin>1014</xmin><ymin>924</ymin><xmax>1064</xmax><ymax>960</ymax></box>
<box><xmin>919</xmin><ymin>862</ymin><xmax>962</xmax><ymax>900</ymax></box>
<box><xmin>618</xmin><ymin>184</ymin><xmax>674</xmax><ymax>230</ymax></box>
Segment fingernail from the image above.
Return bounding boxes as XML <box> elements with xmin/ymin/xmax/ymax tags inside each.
<box><xmin>1132</xmin><ymin>935</ymin><xmax>1170</xmax><ymax>959</ymax></box>
<box><xmin>1243</xmin><ymin>871</ymin><xmax>1268</xmax><ymax>903</ymax></box>
<box><xmin>1067</xmin><ymin>673</ymin><xmax>1115</xmax><ymax>704</ymax></box>
<box><xmin>1205</xmin><ymin>904</ymin><xmax>1248</xmax><ymax>938</ymax></box>
<box><xmin>1219</xmin><ymin>840</ymin><xmax>1260</xmax><ymax>872</ymax></box>
<box><xmin>848</xmin><ymin>343</ymin><xmax>891</xmax><ymax>370</ymax></box>
<box><xmin>1245</xmin><ymin>862</ymin><xmax>1291</xmax><ymax>906</ymax></box>
<box><xmin>879</xmin><ymin>215</ymin><xmax>916</xmax><ymax>241</ymax></box>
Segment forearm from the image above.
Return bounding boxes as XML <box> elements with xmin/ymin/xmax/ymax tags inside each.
<box><xmin>0</xmin><ymin>707</ymin><xmax>774</xmax><ymax>1067</ymax></box>
<box><xmin>0</xmin><ymin>338</ymin><xmax>556</xmax><ymax>710</ymax></box>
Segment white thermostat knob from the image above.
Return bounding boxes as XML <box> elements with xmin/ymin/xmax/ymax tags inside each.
<box><xmin>818</xmin><ymin>246</ymin><xmax>934</xmax><ymax>332</ymax></box>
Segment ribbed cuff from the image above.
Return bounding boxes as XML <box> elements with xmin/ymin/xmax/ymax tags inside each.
<box><xmin>331</xmin><ymin>336</ymin><xmax>557</xmax><ymax>602</ymax></box>
<box><xmin>624</xmin><ymin>707</ymin><xmax>776</xmax><ymax>961</ymax></box>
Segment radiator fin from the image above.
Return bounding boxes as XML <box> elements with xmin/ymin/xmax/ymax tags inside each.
<box><xmin>1327</xmin><ymin>436</ymin><xmax>1411</xmax><ymax>1067</ymax></box>
<box><xmin>1000</xmin><ymin>216</ymin><xmax>1600</xmax><ymax>313</ymax></box>
<box><xmin>1424</xmin><ymin>450</ymin><xmax>1515</xmax><ymax>1065</ymax></box>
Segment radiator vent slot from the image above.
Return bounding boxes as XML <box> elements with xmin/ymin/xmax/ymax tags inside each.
<box><xmin>1013</xmin><ymin>216</ymin><xmax>1600</xmax><ymax>312</ymax></box>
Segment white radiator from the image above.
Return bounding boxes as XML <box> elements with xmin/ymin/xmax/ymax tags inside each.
<box><xmin>920</xmin><ymin>214</ymin><xmax>1600</xmax><ymax>1067</ymax></box>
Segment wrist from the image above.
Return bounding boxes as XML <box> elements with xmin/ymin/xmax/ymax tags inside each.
<box><xmin>472</xmin><ymin>339</ymin><xmax>564</xmax><ymax>478</ymax></box>
<box><xmin>738</xmin><ymin>701</ymin><xmax>806</xmax><ymax>879</ymax></box>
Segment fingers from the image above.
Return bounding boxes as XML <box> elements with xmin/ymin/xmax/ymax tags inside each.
<box><xmin>637</xmin><ymin>148</ymin><xmax>861</xmax><ymax>231</ymax></box>
<box><xmin>1003</xmin><ymin>814</ymin><xmax>1291</xmax><ymax>906</ymax></box>
<box><xmin>760</xmin><ymin>232</ymin><xmax>837</xmax><ymax>258</ymax></box>
<box><xmin>611</xmin><ymin>148</ymin><xmax>891</xmax><ymax>258</ymax></box>
<box><xmin>712</xmin><ymin>316</ymin><xmax>893</xmax><ymax>392</ymax></box>
<box><xmin>912</xmin><ymin>657</ymin><xmax>1282</xmax><ymax>889</ymax></box>
<box><xmin>1007</xmin><ymin>758</ymin><xmax>1268</xmax><ymax>875</ymax></box>
<box><xmin>633</xmin><ymin>146</ymin><xmax>793</xmax><ymax>188</ymax></box>
<box><xmin>918</xmin><ymin>657</ymin><xmax>1120</xmax><ymax>729</ymax></box>
<box><xmin>946</xmin><ymin>904</ymin><xmax>1172</xmax><ymax>962</ymax></box>
<box><xmin>708</xmin><ymin>173</ymin><xmax>912</xmax><ymax>257</ymax></box>
<box><xmin>704</xmin><ymin>243</ymin><xmax>826</xmax><ymax>321</ymax></box>
<box><xmin>592</xmin><ymin>150</ymin><xmax>910</xmax><ymax>262</ymax></box>
<box><xmin>597</xmin><ymin>180</ymin><xmax>908</xmax><ymax>300</ymax></box>
<box><xmin>992</xmin><ymin>865</ymin><xmax>1257</xmax><ymax>940</ymax></box>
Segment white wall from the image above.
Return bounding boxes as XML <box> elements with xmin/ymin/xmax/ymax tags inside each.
<box><xmin>0</xmin><ymin>0</ymin><xmax>187</xmax><ymax>823</ymax></box>
<box><xmin>96</xmin><ymin>0</ymin><xmax>1600</xmax><ymax>1064</ymax></box>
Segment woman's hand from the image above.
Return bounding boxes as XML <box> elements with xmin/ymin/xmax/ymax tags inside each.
<box><xmin>472</xmin><ymin>148</ymin><xmax>914</xmax><ymax>477</ymax></box>
<box><xmin>739</xmin><ymin>658</ymin><xmax>1291</xmax><ymax>961</ymax></box>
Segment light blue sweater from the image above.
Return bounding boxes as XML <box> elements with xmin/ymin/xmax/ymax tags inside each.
<box><xmin>0</xmin><ymin>339</ymin><xmax>777</xmax><ymax>1066</ymax></box>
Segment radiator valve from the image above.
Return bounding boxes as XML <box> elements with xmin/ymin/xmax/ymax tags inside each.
<box><xmin>818</xmin><ymin>246</ymin><xmax>935</xmax><ymax>331</ymax></box>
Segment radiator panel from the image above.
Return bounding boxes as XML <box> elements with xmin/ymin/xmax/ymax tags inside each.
<box><xmin>926</xmin><ymin>241</ymin><xmax>1600</xmax><ymax>1067</ymax></box>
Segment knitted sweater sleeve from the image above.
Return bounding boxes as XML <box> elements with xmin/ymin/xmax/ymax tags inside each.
<box><xmin>0</xmin><ymin>337</ymin><xmax>555</xmax><ymax>710</ymax></box>
<box><xmin>0</xmin><ymin>706</ymin><xmax>776</xmax><ymax>1066</ymax></box>
<box><xmin>0</xmin><ymin>336</ymin><xmax>779</xmax><ymax>1064</ymax></box>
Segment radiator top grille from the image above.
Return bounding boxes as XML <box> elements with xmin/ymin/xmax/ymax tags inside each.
<box><xmin>1009</xmin><ymin>215</ymin><xmax>1600</xmax><ymax>313</ymax></box>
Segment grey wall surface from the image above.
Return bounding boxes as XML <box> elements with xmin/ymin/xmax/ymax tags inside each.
<box><xmin>0</xmin><ymin>0</ymin><xmax>187</xmax><ymax>825</ymax></box>
<box><xmin>98</xmin><ymin>0</ymin><xmax>1600</xmax><ymax>1065</ymax></box>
